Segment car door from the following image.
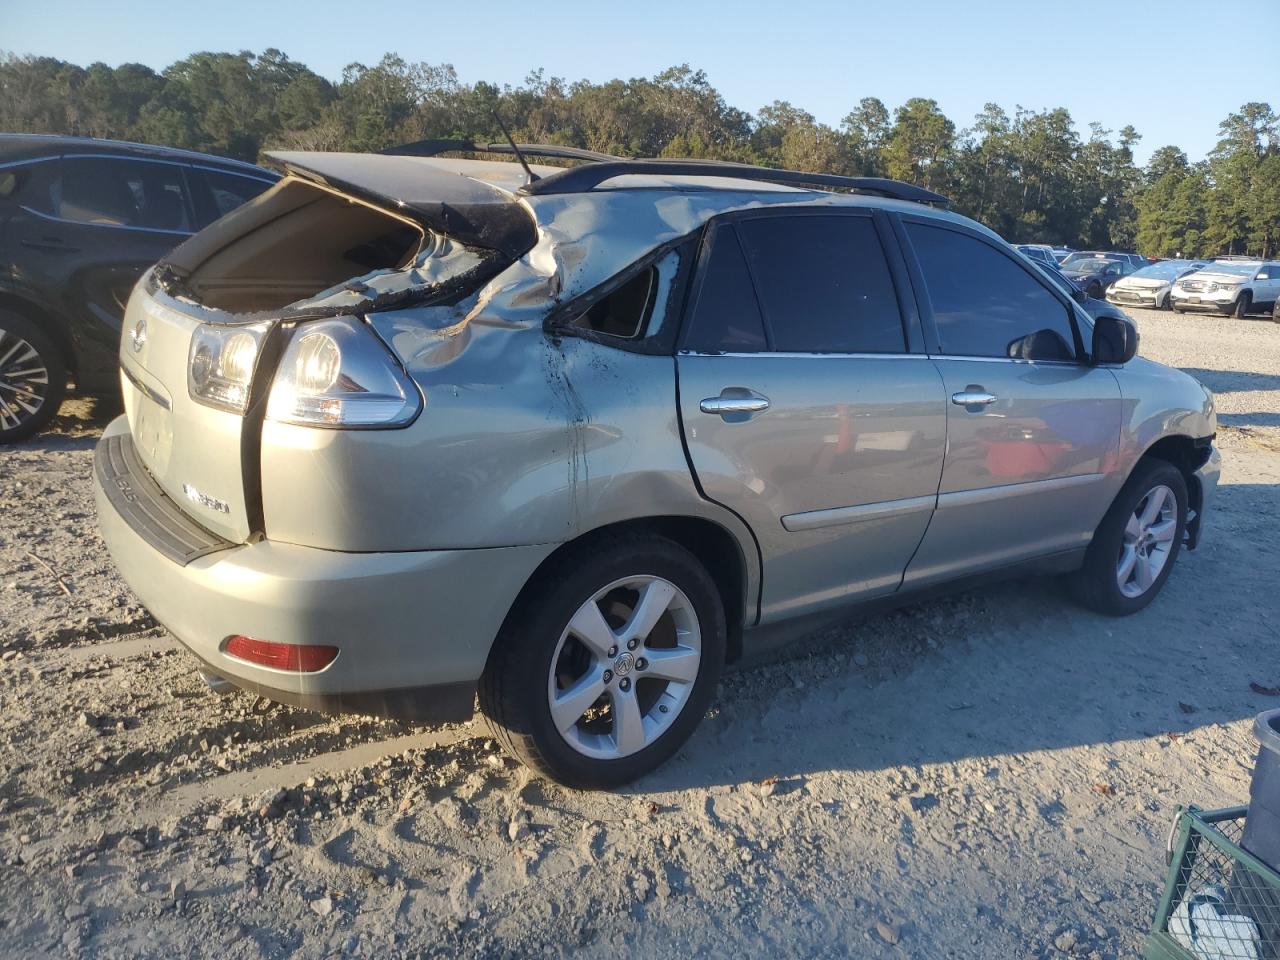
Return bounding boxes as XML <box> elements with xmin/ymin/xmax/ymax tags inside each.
<box><xmin>896</xmin><ymin>217</ymin><xmax>1123</xmax><ymax>589</ymax></box>
<box><xmin>7</xmin><ymin>154</ymin><xmax>196</xmax><ymax>389</ymax></box>
<box><xmin>676</xmin><ymin>211</ymin><xmax>947</xmax><ymax>622</ymax></box>
<box><xmin>1257</xmin><ymin>262</ymin><xmax>1280</xmax><ymax>307</ymax></box>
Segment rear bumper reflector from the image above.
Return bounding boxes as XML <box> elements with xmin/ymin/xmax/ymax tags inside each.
<box><xmin>223</xmin><ymin>635</ymin><xmax>339</xmax><ymax>673</ymax></box>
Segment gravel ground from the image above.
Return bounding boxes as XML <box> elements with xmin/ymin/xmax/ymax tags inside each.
<box><xmin>1</xmin><ymin>306</ymin><xmax>1278</xmax><ymax>959</ymax></box>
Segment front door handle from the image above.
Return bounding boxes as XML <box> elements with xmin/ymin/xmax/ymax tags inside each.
<box><xmin>951</xmin><ymin>389</ymin><xmax>997</xmax><ymax>407</ymax></box>
<box><xmin>700</xmin><ymin>389</ymin><xmax>771</xmax><ymax>418</ymax></box>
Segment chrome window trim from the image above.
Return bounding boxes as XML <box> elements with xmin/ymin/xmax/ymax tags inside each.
<box><xmin>189</xmin><ymin>164</ymin><xmax>276</xmax><ymax>186</ymax></box>
<box><xmin>936</xmin><ymin>472</ymin><xmax>1104</xmax><ymax>509</ymax></box>
<box><xmin>929</xmin><ymin>354</ymin><xmax>1083</xmax><ymax>368</ymax></box>
<box><xmin>782</xmin><ymin>494</ymin><xmax>936</xmax><ymax>532</ymax></box>
<box><xmin>16</xmin><ymin>203</ymin><xmax>193</xmax><ymax>236</ymax></box>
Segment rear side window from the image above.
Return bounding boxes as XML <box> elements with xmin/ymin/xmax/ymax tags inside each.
<box><xmin>736</xmin><ymin>215</ymin><xmax>905</xmax><ymax>353</ymax></box>
<box><xmin>906</xmin><ymin>222</ymin><xmax>1077</xmax><ymax>362</ymax></box>
<box><xmin>682</xmin><ymin>224</ymin><xmax>768</xmax><ymax>353</ymax></box>
<box><xmin>567</xmin><ymin>267</ymin><xmax>657</xmax><ymax>339</ymax></box>
<box><xmin>41</xmin><ymin>157</ymin><xmax>193</xmax><ymax>231</ymax></box>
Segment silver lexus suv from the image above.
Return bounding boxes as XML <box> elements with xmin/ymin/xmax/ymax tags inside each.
<box><xmin>94</xmin><ymin>145</ymin><xmax>1220</xmax><ymax>787</ymax></box>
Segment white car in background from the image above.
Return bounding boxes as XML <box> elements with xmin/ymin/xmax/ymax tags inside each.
<box><xmin>1107</xmin><ymin>259</ymin><xmax>1211</xmax><ymax>310</ymax></box>
<box><xmin>1171</xmin><ymin>259</ymin><xmax>1280</xmax><ymax>317</ymax></box>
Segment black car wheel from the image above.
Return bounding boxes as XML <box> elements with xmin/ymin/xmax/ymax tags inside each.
<box><xmin>1233</xmin><ymin>292</ymin><xmax>1253</xmax><ymax>318</ymax></box>
<box><xmin>0</xmin><ymin>309</ymin><xmax>66</xmax><ymax>444</ymax></box>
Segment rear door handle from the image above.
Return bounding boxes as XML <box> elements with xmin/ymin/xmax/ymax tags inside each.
<box><xmin>951</xmin><ymin>389</ymin><xmax>997</xmax><ymax>407</ymax></box>
<box><xmin>700</xmin><ymin>389</ymin><xmax>771</xmax><ymax>418</ymax></box>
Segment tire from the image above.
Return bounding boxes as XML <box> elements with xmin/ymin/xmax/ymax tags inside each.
<box><xmin>479</xmin><ymin>533</ymin><xmax>726</xmax><ymax>789</ymax></box>
<box><xmin>0</xmin><ymin>309</ymin><xmax>66</xmax><ymax>444</ymax></box>
<box><xmin>1071</xmin><ymin>459</ymin><xmax>1188</xmax><ymax>616</ymax></box>
<box><xmin>1233</xmin><ymin>292</ymin><xmax>1253</xmax><ymax>318</ymax></box>
<box><xmin>1088</xmin><ymin>283</ymin><xmax>1102</xmax><ymax>300</ymax></box>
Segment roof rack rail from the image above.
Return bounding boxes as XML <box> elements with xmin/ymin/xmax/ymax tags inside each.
<box><xmin>379</xmin><ymin>139</ymin><xmax>621</xmax><ymax>164</ymax></box>
<box><xmin>519</xmin><ymin>159</ymin><xmax>949</xmax><ymax>206</ymax></box>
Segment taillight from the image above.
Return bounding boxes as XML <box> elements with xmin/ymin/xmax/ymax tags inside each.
<box><xmin>223</xmin><ymin>635</ymin><xmax>338</xmax><ymax>673</ymax></box>
<box><xmin>266</xmin><ymin>317</ymin><xmax>421</xmax><ymax>428</ymax></box>
<box><xmin>188</xmin><ymin>321</ymin><xmax>271</xmax><ymax>413</ymax></box>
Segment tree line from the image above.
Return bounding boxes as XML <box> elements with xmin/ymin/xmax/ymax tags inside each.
<box><xmin>2</xmin><ymin>49</ymin><xmax>1277</xmax><ymax>258</ymax></box>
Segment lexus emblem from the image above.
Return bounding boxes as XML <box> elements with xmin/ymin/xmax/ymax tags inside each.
<box><xmin>130</xmin><ymin>317</ymin><xmax>147</xmax><ymax>353</ymax></box>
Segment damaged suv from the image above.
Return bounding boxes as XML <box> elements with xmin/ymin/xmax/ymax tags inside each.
<box><xmin>94</xmin><ymin>145</ymin><xmax>1220</xmax><ymax>787</ymax></box>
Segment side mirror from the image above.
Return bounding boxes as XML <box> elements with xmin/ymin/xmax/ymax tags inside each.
<box><xmin>1092</xmin><ymin>315</ymin><xmax>1138</xmax><ymax>365</ymax></box>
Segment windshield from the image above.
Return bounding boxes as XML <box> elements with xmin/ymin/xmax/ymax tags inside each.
<box><xmin>1204</xmin><ymin>261</ymin><xmax>1260</xmax><ymax>277</ymax></box>
<box><xmin>1064</xmin><ymin>258</ymin><xmax>1116</xmax><ymax>274</ymax></box>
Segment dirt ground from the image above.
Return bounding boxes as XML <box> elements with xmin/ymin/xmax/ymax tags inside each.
<box><xmin>1</xmin><ymin>306</ymin><xmax>1278</xmax><ymax>959</ymax></box>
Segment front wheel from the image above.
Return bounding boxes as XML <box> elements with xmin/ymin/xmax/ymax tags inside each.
<box><xmin>1233</xmin><ymin>292</ymin><xmax>1253</xmax><ymax>318</ymax></box>
<box><xmin>480</xmin><ymin>534</ymin><xmax>726</xmax><ymax>788</ymax></box>
<box><xmin>1071</xmin><ymin>459</ymin><xmax>1188</xmax><ymax>616</ymax></box>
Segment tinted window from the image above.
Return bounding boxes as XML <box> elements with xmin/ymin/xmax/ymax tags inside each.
<box><xmin>737</xmin><ymin>215</ymin><xmax>905</xmax><ymax>353</ymax></box>
<box><xmin>44</xmin><ymin>157</ymin><xmax>192</xmax><ymax>231</ymax></box>
<box><xmin>683</xmin><ymin>224</ymin><xmax>767</xmax><ymax>353</ymax></box>
<box><xmin>197</xmin><ymin>168</ymin><xmax>273</xmax><ymax>225</ymax></box>
<box><xmin>906</xmin><ymin>222</ymin><xmax>1077</xmax><ymax>361</ymax></box>
<box><xmin>568</xmin><ymin>267</ymin><xmax>657</xmax><ymax>339</ymax></box>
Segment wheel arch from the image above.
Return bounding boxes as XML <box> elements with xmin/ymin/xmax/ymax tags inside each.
<box><xmin>498</xmin><ymin>515</ymin><xmax>751</xmax><ymax>666</ymax></box>
<box><xmin>1135</xmin><ymin>434</ymin><xmax>1212</xmax><ymax>547</ymax></box>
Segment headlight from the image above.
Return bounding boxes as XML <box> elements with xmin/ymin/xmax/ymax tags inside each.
<box><xmin>1207</xmin><ymin>281</ymin><xmax>1241</xmax><ymax>293</ymax></box>
<box><xmin>266</xmin><ymin>317</ymin><xmax>421</xmax><ymax>429</ymax></box>
<box><xmin>188</xmin><ymin>322</ymin><xmax>270</xmax><ymax>413</ymax></box>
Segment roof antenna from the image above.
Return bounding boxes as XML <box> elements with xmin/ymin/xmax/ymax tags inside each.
<box><xmin>491</xmin><ymin>110</ymin><xmax>539</xmax><ymax>184</ymax></box>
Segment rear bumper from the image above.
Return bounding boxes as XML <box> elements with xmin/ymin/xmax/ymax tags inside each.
<box><xmin>93</xmin><ymin>416</ymin><xmax>555</xmax><ymax>722</ymax></box>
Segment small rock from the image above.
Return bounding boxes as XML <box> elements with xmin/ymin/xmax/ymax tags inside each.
<box><xmin>205</xmin><ymin>815</ymin><xmax>226</xmax><ymax>833</ymax></box>
<box><xmin>853</xmin><ymin>654</ymin><xmax>870</xmax><ymax>668</ymax></box>
<box><xmin>507</xmin><ymin>810</ymin><xmax>531</xmax><ymax>842</ymax></box>
<box><xmin>64</xmin><ymin>864</ymin><xmax>80</xmax><ymax>879</ymax></box>
<box><xmin>77</xmin><ymin>712</ymin><xmax>97</xmax><ymax>728</ymax></box>
<box><xmin>250</xmin><ymin>846</ymin><xmax>272</xmax><ymax>868</ymax></box>
<box><xmin>1080</xmin><ymin>888</ymin><xmax>1103</xmax><ymax>905</ymax></box>
<box><xmin>310</xmin><ymin>895</ymin><xmax>334</xmax><ymax>917</ymax></box>
<box><xmin>170</xmin><ymin>879</ymin><xmax>186</xmax><ymax>900</ymax></box>
<box><xmin>875</xmin><ymin>921</ymin><xmax>900</xmax><ymax>945</ymax></box>
<box><xmin>1054</xmin><ymin>931</ymin><xmax>1077</xmax><ymax>953</ymax></box>
<box><xmin>116</xmin><ymin>835</ymin><xmax>145</xmax><ymax>855</ymax></box>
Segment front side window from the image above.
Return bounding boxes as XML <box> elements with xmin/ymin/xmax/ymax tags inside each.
<box><xmin>906</xmin><ymin>222</ymin><xmax>1078</xmax><ymax>362</ymax></box>
<box><xmin>682</xmin><ymin>223</ymin><xmax>768</xmax><ymax>353</ymax></box>
<box><xmin>43</xmin><ymin>157</ymin><xmax>192</xmax><ymax>231</ymax></box>
<box><xmin>736</xmin><ymin>214</ymin><xmax>905</xmax><ymax>354</ymax></box>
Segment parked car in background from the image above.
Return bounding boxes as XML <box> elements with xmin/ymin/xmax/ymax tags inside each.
<box><xmin>1061</xmin><ymin>255</ymin><xmax>1136</xmax><ymax>299</ymax></box>
<box><xmin>1052</xmin><ymin>246</ymin><xmax>1074</xmax><ymax>262</ymax></box>
<box><xmin>1106</xmin><ymin>259</ymin><xmax>1211</xmax><ymax>310</ymax></box>
<box><xmin>1062</xmin><ymin>250</ymin><xmax>1148</xmax><ymax>271</ymax></box>
<box><xmin>0</xmin><ymin>135</ymin><xmax>278</xmax><ymax>442</ymax></box>
<box><xmin>1015</xmin><ymin>243</ymin><xmax>1057</xmax><ymax>266</ymax></box>
<box><xmin>94</xmin><ymin>145</ymin><xmax>1219</xmax><ymax>787</ymax></box>
<box><xmin>1170</xmin><ymin>260</ymin><xmax>1280</xmax><ymax>317</ymax></box>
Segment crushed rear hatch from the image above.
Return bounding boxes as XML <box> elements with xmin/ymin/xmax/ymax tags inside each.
<box><xmin>116</xmin><ymin>156</ymin><xmax>536</xmax><ymax>546</ymax></box>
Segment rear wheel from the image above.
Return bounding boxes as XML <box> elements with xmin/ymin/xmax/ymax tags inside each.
<box><xmin>1071</xmin><ymin>459</ymin><xmax>1187</xmax><ymax>616</ymax></box>
<box><xmin>479</xmin><ymin>534</ymin><xmax>726</xmax><ymax>788</ymax></box>
<box><xmin>0</xmin><ymin>310</ymin><xmax>65</xmax><ymax>444</ymax></box>
<box><xmin>1233</xmin><ymin>292</ymin><xmax>1253</xmax><ymax>318</ymax></box>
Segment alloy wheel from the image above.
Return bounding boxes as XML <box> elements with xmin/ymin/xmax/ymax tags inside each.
<box><xmin>0</xmin><ymin>328</ymin><xmax>50</xmax><ymax>433</ymax></box>
<box><xmin>1116</xmin><ymin>484</ymin><xmax>1178</xmax><ymax>598</ymax></box>
<box><xmin>547</xmin><ymin>575</ymin><xmax>702</xmax><ymax>760</ymax></box>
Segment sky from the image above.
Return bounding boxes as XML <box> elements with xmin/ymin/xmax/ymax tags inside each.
<box><xmin>3</xmin><ymin>0</ymin><xmax>1277</xmax><ymax>165</ymax></box>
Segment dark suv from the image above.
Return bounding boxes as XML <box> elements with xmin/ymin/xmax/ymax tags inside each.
<box><xmin>0</xmin><ymin>135</ymin><xmax>277</xmax><ymax>441</ymax></box>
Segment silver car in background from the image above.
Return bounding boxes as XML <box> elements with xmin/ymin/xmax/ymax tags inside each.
<box><xmin>1171</xmin><ymin>259</ymin><xmax>1280</xmax><ymax>317</ymax></box>
<box><xmin>1108</xmin><ymin>259</ymin><xmax>1211</xmax><ymax>310</ymax></box>
<box><xmin>94</xmin><ymin>146</ymin><xmax>1221</xmax><ymax>787</ymax></box>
